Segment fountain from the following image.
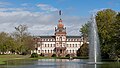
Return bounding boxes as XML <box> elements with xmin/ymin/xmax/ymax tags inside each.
<box><xmin>88</xmin><ymin>14</ymin><xmax>101</xmax><ymax>64</ymax></box>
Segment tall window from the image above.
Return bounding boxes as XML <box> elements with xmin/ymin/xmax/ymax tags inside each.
<box><xmin>51</xmin><ymin>44</ymin><xmax>52</xmax><ymax>47</ymax></box>
<box><xmin>51</xmin><ymin>50</ymin><xmax>52</xmax><ymax>53</ymax></box>
<box><xmin>48</xmin><ymin>50</ymin><xmax>49</xmax><ymax>53</ymax></box>
<box><xmin>76</xmin><ymin>44</ymin><xmax>77</xmax><ymax>47</ymax></box>
<box><xmin>70</xmin><ymin>44</ymin><xmax>71</xmax><ymax>47</ymax></box>
<box><xmin>45</xmin><ymin>50</ymin><xmax>46</xmax><ymax>53</ymax></box>
<box><xmin>45</xmin><ymin>44</ymin><xmax>46</xmax><ymax>47</ymax></box>
<box><xmin>48</xmin><ymin>44</ymin><xmax>49</xmax><ymax>47</ymax></box>
<box><xmin>60</xmin><ymin>37</ymin><xmax>62</xmax><ymax>41</ymax></box>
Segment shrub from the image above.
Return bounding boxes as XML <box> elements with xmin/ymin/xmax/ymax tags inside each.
<box><xmin>21</xmin><ymin>52</ymin><xmax>27</xmax><ymax>55</ymax></box>
<box><xmin>31</xmin><ymin>53</ymin><xmax>38</xmax><ymax>58</ymax></box>
<box><xmin>66</xmin><ymin>54</ymin><xmax>70</xmax><ymax>57</ymax></box>
<box><xmin>52</xmin><ymin>54</ymin><xmax>56</xmax><ymax>57</ymax></box>
<box><xmin>77</xmin><ymin>43</ymin><xmax>88</xmax><ymax>56</ymax></box>
<box><xmin>40</xmin><ymin>53</ymin><xmax>44</xmax><ymax>56</ymax></box>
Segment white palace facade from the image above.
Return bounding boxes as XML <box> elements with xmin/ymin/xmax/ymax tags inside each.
<box><xmin>33</xmin><ymin>18</ymin><xmax>84</xmax><ymax>57</ymax></box>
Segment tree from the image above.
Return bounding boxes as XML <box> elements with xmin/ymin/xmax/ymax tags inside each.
<box><xmin>80</xmin><ymin>23</ymin><xmax>89</xmax><ymax>44</ymax></box>
<box><xmin>77</xmin><ymin>43</ymin><xmax>89</xmax><ymax>56</ymax></box>
<box><xmin>0</xmin><ymin>32</ymin><xmax>15</xmax><ymax>54</ymax></box>
<box><xmin>96</xmin><ymin>9</ymin><xmax>117</xmax><ymax>59</ymax></box>
<box><xmin>12</xmin><ymin>24</ymin><xmax>34</xmax><ymax>54</ymax></box>
<box><xmin>113</xmin><ymin>12</ymin><xmax>120</xmax><ymax>57</ymax></box>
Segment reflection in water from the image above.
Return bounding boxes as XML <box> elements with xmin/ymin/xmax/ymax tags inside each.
<box><xmin>0</xmin><ymin>59</ymin><xmax>120</xmax><ymax>68</ymax></box>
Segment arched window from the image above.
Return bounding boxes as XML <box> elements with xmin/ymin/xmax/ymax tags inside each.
<box><xmin>60</xmin><ymin>37</ymin><xmax>62</xmax><ymax>41</ymax></box>
<box><xmin>70</xmin><ymin>44</ymin><xmax>71</xmax><ymax>47</ymax></box>
<box><xmin>76</xmin><ymin>44</ymin><xmax>77</xmax><ymax>47</ymax></box>
<box><xmin>51</xmin><ymin>50</ymin><xmax>52</xmax><ymax>53</ymax></box>
<box><xmin>48</xmin><ymin>50</ymin><xmax>49</xmax><ymax>53</ymax></box>
<box><xmin>45</xmin><ymin>44</ymin><xmax>46</xmax><ymax>47</ymax></box>
<box><xmin>70</xmin><ymin>50</ymin><xmax>71</xmax><ymax>53</ymax></box>
<box><xmin>48</xmin><ymin>44</ymin><xmax>49</xmax><ymax>47</ymax></box>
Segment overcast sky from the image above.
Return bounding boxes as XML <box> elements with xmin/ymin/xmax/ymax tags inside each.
<box><xmin>0</xmin><ymin>0</ymin><xmax>119</xmax><ymax>36</ymax></box>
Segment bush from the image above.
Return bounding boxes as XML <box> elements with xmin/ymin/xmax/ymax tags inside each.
<box><xmin>52</xmin><ymin>54</ymin><xmax>56</xmax><ymax>57</ymax></box>
<box><xmin>31</xmin><ymin>53</ymin><xmax>38</xmax><ymax>58</ymax></box>
<box><xmin>77</xmin><ymin>43</ymin><xmax>88</xmax><ymax>56</ymax></box>
<box><xmin>40</xmin><ymin>53</ymin><xmax>44</xmax><ymax>56</ymax></box>
<box><xmin>66</xmin><ymin>54</ymin><xmax>70</xmax><ymax>57</ymax></box>
<box><xmin>21</xmin><ymin>52</ymin><xmax>27</xmax><ymax>55</ymax></box>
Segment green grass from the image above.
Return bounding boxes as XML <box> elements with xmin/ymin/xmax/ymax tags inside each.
<box><xmin>0</xmin><ymin>55</ymin><xmax>89</xmax><ymax>64</ymax></box>
<box><xmin>0</xmin><ymin>54</ymin><xmax>30</xmax><ymax>64</ymax></box>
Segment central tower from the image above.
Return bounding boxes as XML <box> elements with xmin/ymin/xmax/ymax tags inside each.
<box><xmin>55</xmin><ymin>10</ymin><xmax>67</xmax><ymax>57</ymax></box>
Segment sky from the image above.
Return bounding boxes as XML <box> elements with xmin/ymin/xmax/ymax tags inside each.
<box><xmin>0</xmin><ymin>0</ymin><xmax>119</xmax><ymax>36</ymax></box>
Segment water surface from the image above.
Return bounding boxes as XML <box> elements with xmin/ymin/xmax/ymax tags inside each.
<box><xmin>0</xmin><ymin>59</ymin><xmax>120</xmax><ymax>68</ymax></box>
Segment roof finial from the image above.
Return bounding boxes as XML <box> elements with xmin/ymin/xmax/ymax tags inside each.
<box><xmin>59</xmin><ymin>10</ymin><xmax>62</xmax><ymax>16</ymax></box>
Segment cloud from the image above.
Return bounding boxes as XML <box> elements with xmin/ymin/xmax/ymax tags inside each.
<box><xmin>0</xmin><ymin>7</ymin><xmax>87</xmax><ymax>35</ymax></box>
<box><xmin>21</xmin><ymin>3</ymin><xmax>29</xmax><ymax>6</ymax></box>
<box><xmin>37</xmin><ymin>3</ymin><xmax>58</xmax><ymax>12</ymax></box>
<box><xmin>89</xmin><ymin>8</ymin><xmax>107</xmax><ymax>14</ymax></box>
<box><xmin>0</xmin><ymin>8</ymin><xmax>25</xmax><ymax>12</ymax></box>
<box><xmin>0</xmin><ymin>1</ymin><xmax>11</xmax><ymax>7</ymax></box>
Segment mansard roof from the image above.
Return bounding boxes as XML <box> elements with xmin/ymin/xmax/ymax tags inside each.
<box><xmin>66</xmin><ymin>36</ymin><xmax>81</xmax><ymax>38</ymax></box>
<box><xmin>36</xmin><ymin>36</ymin><xmax>55</xmax><ymax>38</ymax></box>
<box><xmin>34</xmin><ymin>36</ymin><xmax>81</xmax><ymax>39</ymax></box>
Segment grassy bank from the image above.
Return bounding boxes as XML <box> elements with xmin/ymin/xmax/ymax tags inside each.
<box><xmin>0</xmin><ymin>55</ymin><xmax>30</xmax><ymax>64</ymax></box>
<box><xmin>0</xmin><ymin>55</ymin><xmax>119</xmax><ymax>65</ymax></box>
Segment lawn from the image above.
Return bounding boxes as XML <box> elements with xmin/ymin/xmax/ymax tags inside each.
<box><xmin>0</xmin><ymin>54</ymin><xmax>30</xmax><ymax>64</ymax></box>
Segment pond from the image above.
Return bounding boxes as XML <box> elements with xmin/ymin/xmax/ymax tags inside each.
<box><xmin>0</xmin><ymin>59</ymin><xmax>120</xmax><ymax>68</ymax></box>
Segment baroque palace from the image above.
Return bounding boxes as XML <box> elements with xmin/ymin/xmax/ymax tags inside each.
<box><xmin>33</xmin><ymin>12</ymin><xmax>85</xmax><ymax>57</ymax></box>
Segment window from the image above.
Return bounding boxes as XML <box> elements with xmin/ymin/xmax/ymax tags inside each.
<box><xmin>48</xmin><ymin>44</ymin><xmax>49</xmax><ymax>47</ymax></box>
<box><xmin>38</xmin><ymin>50</ymin><xmax>40</xmax><ymax>53</ymax></box>
<box><xmin>51</xmin><ymin>50</ymin><xmax>52</xmax><ymax>53</ymax></box>
<box><xmin>67</xmin><ymin>44</ymin><xmax>68</xmax><ymax>47</ymax></box>
<box><xmin>48</xmin><ymin>50</ymin><xmax>49</xmax><ymax>53</ymax></box>
<box><xmin>71</xmin><ymin>39</ymin><xmax>73</xmax><ymax>41</ymax></box>
<box><xmin>45</xmin><ymin>50</ymin><xmax>46</xmax><ymax>53</ymax></box>
<box><xmin>76</xmin><ymin>44</ymin><xmax>77</xmax><ymax>47</ymax></box>
<box><xmin>51</xmin><ymin>44</ymin><xmax>52</xmax><ymax>47</ymax></box>
<box><xmin>68</xmin><ymin>39</ymin><xmax>70</xmax><ymax>41</ymax></box>
<box><xmin>45</xmin><ymin>44</ymin><xmax>46</xmax><ymax>47</ymax></box>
